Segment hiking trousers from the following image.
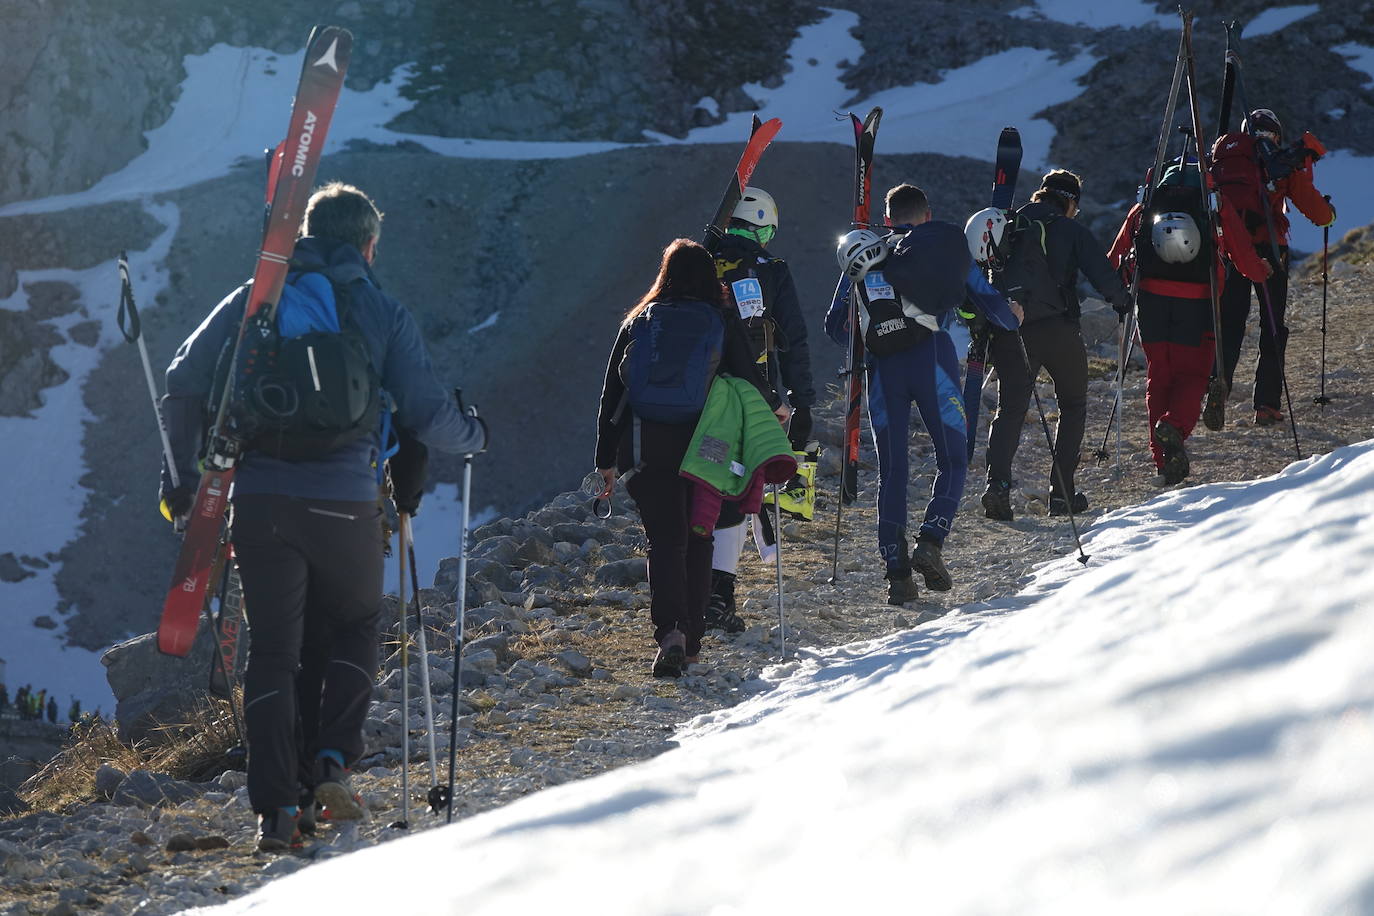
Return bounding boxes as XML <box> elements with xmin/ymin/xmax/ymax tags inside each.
<box><xmin>231</xmin><ymin>494</ymin><xmax>384</xmax><ymax>812</ymax></box>
<box><xmin>867</xmin><ymin>330</ymin><xmax>966</xmax><ymax>572</ymax></box>
<box><xmin>1138</xmin><ymin>289</ymin><xmax>1215</xmax><ymax>469</ymax></box>
<box><xmin>1218</xmin><ymin>244</ymin><xmax>1289</xmax><ymax>411</ymax></box>
<box><xmin>986</xmin><ymin>317</ymin><xmax>1088</xmax><ymax>499</ymax></box>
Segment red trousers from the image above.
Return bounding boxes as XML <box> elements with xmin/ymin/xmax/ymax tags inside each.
<box><xmin>1142</xmin><ymin>338</ymin><xmax>1214</xmax><ymax>469</ymax></box>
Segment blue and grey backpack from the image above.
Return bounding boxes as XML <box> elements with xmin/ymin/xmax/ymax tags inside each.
<box><xmin>621</xmin><ymin>299</ymin><xmax>724</xmax><ymax>424</ymax></box>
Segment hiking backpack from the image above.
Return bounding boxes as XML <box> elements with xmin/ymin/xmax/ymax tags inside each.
<box><xmin>621</xmin><ymin>299</ymin><xmax>724</xmax><ymax>424</ymax></box>
<box><xmin>998</xmin><ymin>208</ymin><xmax>1073</xmax><ymax>321</ymax></box>
<box><xmin>1210</xmin><ymin>132</ymin><xmax>1267</xmax><ymax>234</ymax></box>
<box><xmin>229</xmin><ymin>272</ymin><xmax>381</xmax><ymax>461</ymax></box>
<box><xmin>1136</xmin><ymin>162</ymin><xmax>1215</xmax><ymax>284</ymax></box>
<box><xmin>854</xmin><ymin>268</ymin><xmax>931</xmax><ymax>357</ymax></box>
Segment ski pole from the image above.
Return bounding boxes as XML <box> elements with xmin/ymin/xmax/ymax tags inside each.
<box><xmin>1315</xmin><ymin>194</ymin><xmax>1332</xmax><ymax>406</ymax></box>
<box><xmin>772</xmin><ymin>483</ymin><xmax>786</xmax><ymax>660</ymax></box>
<box><xmin>1015</xmin><ymin>333</ymin><xmax>1090</xmax><ymax>565</ymax></box>
<box><xmin>1230</xmin><ymin>32</ymin><xmax>1303</xmax><ymax>460</ymax></box>
<box><xmin>829</xmin><ymin>275</ymin><xmax>856</xmax><ymax>585</ymax></box>
<box><xmin>402</xmin><ymin>516</ymin><xmax>439</xmax><ymax>790</ymax></box>
<box><xmin>397</xmin><ymin>507</ymin><xmax>413</xmax><ymax>829</ymax></box>
<box><xmin>435</xmin><ymin>391</ymin><xmax>477</xmax><ymax>823</ymax></box>
<box><xmin>116</xmin><ymin>253</ymin><xmax>179</xmax><ymax>491</ymax></box>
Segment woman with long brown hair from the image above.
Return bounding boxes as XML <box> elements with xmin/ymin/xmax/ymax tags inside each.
<box><xmin>593</xmin><ymin>238</ymin><xmax>783</xmax><ymax>677</ymax></box>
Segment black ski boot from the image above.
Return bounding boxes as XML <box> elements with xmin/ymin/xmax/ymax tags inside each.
<box><xmin>652</xmin><ymin>630</ymin><xmax>687</xmax><ymax>678</ymax></box>
<box><xmin>1202</xmin><ymin>380</ymin><xmax>1227</xmax><ymax>431</ymax></box>
<box><xmin>886</xmin><ymin>569</ymin><xmax>919</xmax><ymax>606</ymax></box>
<box><xmin>982</xmin><ymin>478</ymin><xmax>1013</xmax><ymax>521</ymax></box>
<box><xmin>704</xmin><ymin>570</ymin><xmax>745</xmax><ymax>633</ymax></box>
<box><xmin>1154</xmin><ymin>419</ymin><xmax>1190</xmax><ymax>484</ymax></box>
<box><xmin>1048</xmin><ymin>491</ymin><xmax>1089</xmax><ymax>516</ymax></box>
<box><xmin>910</xmin><ymin>534</ymin><xmax>953</xmax><ymax>592</ymax></box>
<box><xmin>256</xmin><ymin>808</ymin><xmax>302</xmax><ymax>853</ymax></box>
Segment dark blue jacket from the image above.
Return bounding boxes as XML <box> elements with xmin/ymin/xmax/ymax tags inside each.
<box><xmin>824</xmin><ymin>222</ymin><xmax>1018</xmax><ymax>347</ymax></box>
<box><xmin>162</xmin><ymin>237</ymin><xmax>483</xmax><ymax>502</ymax></box>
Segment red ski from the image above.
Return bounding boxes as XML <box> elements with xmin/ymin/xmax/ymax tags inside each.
<box><xmin>158</xmin><ymin>26</ymin><xmax>352</xmax><ymax>656</ymax></box>
<box><xmin>703</xmin><ymin>116</ymin><xmax>783</xmax><ymax>249</ymax></box>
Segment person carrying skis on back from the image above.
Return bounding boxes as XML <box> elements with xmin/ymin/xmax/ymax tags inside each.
<box><xmin>981</xmin><ymin>170</ymin><xmax>1127</xmax><ymax>520</ymax></box>
<box><xmin>827</xmin><ymin>184</ymin><xmax>1019</xmax><ymax>605</ymax></box>
<box><xmin>706</xmin><ymin>188</ymin><xmax>816</xmax><ymax>633</ymax></box>
<box><xmin>593</xmin><ymin>239</ymin><xmax>782</xmax><ymax>676</ymax></box>
<box><xmin>159</xmin><ymin>182</ymin><xmax>487</xmax><ymax>853</ymax></box>
<box><xmin>1206</xmin><ymin>109</ymin><xmax>1335</xmax><ymax>428</ymax></box>
<box><xmin>1108</xmin><ymin>158</ymin><xmax>1271</xmax><ymax>484</ymax></box>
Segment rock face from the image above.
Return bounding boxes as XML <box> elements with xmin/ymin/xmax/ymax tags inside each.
<box><xmin>102</xmin><ymin>627</ymin><xmax>245</xmax><ymax>744</ymax></box>
<box><xmin>0</xmin><ymin>0</ymin><xmax>814</xmax><ymax>208</ymax></box>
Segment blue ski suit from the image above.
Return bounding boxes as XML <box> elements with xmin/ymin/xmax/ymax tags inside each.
<box><xmin>826</xmin><ymin>220</ymin><xmax>1017</xmax><ymax>572</ymax></box>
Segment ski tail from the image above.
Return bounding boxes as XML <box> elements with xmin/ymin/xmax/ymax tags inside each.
<box><xmin>158</xmin><ymin>25</ymin><xmax>353</xmax><ymax>657</ymax></box>
<box><xmin>207</xmin><ymin>549</ymin><xmax>245</xmax><ymax>698</ymax></box>
<box><xmin>704</xmin><ymin>117</ymin><xmax>783</xmax><ymax>249</ymax></box>
<box><xmin>990</xmin><ymin>127</ymin><xmax>1023</xmax><ymax>211</ymax></box>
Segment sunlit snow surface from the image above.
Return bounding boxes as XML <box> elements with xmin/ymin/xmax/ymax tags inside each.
<box><xmin>189</xmin><ymin>442</ymin><xmax>1374</xmax><ymax>914</ymax></box>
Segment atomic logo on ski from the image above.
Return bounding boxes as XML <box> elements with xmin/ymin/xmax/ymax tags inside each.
<box><xmin>314</xmin><ymin>37</ymin><xmax>342</xmax><ymax>72</ymax></box>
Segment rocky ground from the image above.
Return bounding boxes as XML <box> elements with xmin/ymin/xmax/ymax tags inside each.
<box><xmin>1</xmin><ymin>260</ymin><xmax>1370</xmax><ymax>914</ymax></box>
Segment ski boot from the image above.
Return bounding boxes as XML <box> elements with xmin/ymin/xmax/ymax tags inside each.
<box><xmin>652</xmin><ymin>630</ymin><xmax>687</xmax><ymax>678</ymax></box>
<box><xmin>1047</xmin><ymin>491</ymin><xmax>1089</xmax><ymax>516</ymax></box>
<box><xmin>982</xmin><ymin>478</ymin><xmax>1014</xmax><ymax>522</ymax></box>
<box><xmin>1154</xmin><ymin>419</ymin><xmax>1190</xmax><ymax>485</ymax></box>
<box><xmin>910</xmin><ymin>534</ymin><xmax>953</xmax><ymax>592</ymax></box>
<box><xmin>704</xmin><ymin>570</ymin><xmax>746</xmax><ymax>633</ymax></box>
<box><xmin>886</xmin><ymin>569</ymin><xmax>919</xmax><ymax>606</ymax></box>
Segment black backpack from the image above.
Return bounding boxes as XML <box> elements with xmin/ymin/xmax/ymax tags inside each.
<box><xmin>999</xmin><ymin>208</ymin><xmax>1073</xmax><ymax>322</ymax></box>
<box><xmin>229</xmin><ymin>273</ymin><xmax>381</xmax><ymax>461</ymax></box>
<box><xmin>1135</xmin><ymin>163</ymin><xmax>1215</xmax><ymax>284</ymax></box>
<box><xmin>620</xmin><ymin>299</ymin><xmax>724</xmax><ymax>424</ymax></box>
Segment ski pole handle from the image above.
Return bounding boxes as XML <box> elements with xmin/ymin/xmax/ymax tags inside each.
<box><xmin>116</xmin><ymin>252</ymin><xmax>140</xmax><ymax>343</ymax></box>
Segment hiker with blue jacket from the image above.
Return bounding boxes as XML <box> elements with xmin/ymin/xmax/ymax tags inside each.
<box><xmin>828</xmin><ymin>184</ymin><xmax>1021</xmax><ymax>606</ymax></box>
<box><xmin>593</xmin><ymin>238</ymin><xmax>782</xmax><ymax>678</ymax></box>
<box><xmin>159</xmin><ymin>182</ymin><xmax>486</xmax><ymax>852</ymax></box>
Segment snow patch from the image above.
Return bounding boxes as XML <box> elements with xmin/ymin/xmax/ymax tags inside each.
<box><xmin>0</xmin><ymin>201</ymin><xmax>180</xmax><ymax>714</ymax></box>
<box><xmin>1008</xmin><ymin>0</ymin><xmax>1172</xmax><ymax>29</ymax></box>
<box><xmin>467</xmin><ymin>311</ymin><xmax>499</xmax><ymax>334</ymax></box>
<box><xmin>383</xmin><ymin>481</ymin><xmax>497</xmax><ymax>596</ymax></box>
<box><xmin>187</xmin><ymin>441</ymin><xmax>1374</xmax><ymax>914</ymax></box>
<box><xmin>1244</xmin><ymin>5</ymin><xmax>1319</xmax><ymax>38</ymax></box>
<box><xmin>1284</xmin><ymin>149</ymin><xmax>1373</xmax><ymax>257</ymax></box>
<box><xmin>1334</xmin><ymin>42</ymin><xmax>1374</xmax><ymax>87</ymax></box>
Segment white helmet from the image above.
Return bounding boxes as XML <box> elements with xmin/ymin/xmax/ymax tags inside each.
<box><xmin>731</xmin><ymin>187</ymin><xmax>778</xmax><ymax>228</ymax></box>
<box><xmin>836</xmin><ymin>229</ymin><xmax>887</xmax><ymax>279</ymax></box>
<box><xmin>1151</xmin><ymin>212</ymin><xmax>1202</xmax><ymax>263</ymax></box>
<box><xmin>964</xmin><ymin>207</ymin><xmax>1008</xmax><ymax>264</ymax></box>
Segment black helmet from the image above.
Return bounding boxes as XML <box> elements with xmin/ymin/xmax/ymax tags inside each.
<box><xmin>1243</xmin><ymin>108</ymin><xmax>1282</xmax><ymax>141</ymax></box>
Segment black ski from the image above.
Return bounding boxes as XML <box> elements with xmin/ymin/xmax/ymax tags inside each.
<box><xmin>966</xmin><ymin>127</ymin><xmax>1022</xmax><ymax>460</ymax></box>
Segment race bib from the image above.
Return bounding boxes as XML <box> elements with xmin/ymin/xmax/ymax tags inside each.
<box><xmin>864</xmin><ymin>270</ymin><xmax>895</xmax><ymax>302</ymax></box>
<box><xmin>731</xmin><ymin>277</ymin><xmax>765</xmax><ymax>320</ymax></box>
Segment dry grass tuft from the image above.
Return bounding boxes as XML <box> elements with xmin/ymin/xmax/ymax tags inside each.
<box><xmin>17</xmin><ymin>696</ymin><xmax>243</xmax><ymax>814</ymax></box>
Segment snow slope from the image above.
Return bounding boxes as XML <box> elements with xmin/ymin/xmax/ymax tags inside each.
<box><xmin>190</xmin><ymin>442</ymin><xmax>1374</xmax><ymax>914</ymax></box>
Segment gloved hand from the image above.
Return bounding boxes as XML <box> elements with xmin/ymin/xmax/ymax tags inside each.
<box><xmin>389</xmin><ymin>427</ymin><xmax>429</xmax><ymax>516</ymax></box>
<box><xmin>787</xmin><ymin>405</ymin><xmax>813</xmax><ymax>451</ymax></box>
<box><xmin>159</xmin><ymin>484</ymin><xmax>194</xmax><ymax>523</ymax></box>
<box><xmin>1112</xmin><ymin>291</ymin><xmax>1134</xmax><ymax>319</ymax></box>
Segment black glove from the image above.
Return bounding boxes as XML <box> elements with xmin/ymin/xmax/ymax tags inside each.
<box><xmin>159</xmin><ymin>484</ymin><xmax>194</xmax><ymax>523</ymax></box>
<box><xmin>388</xmin><ymin>427</ymin><xmax>429</xmax><ymax>515</ymax></box>
<box><xmin>788</xmin><ymin>405</ymin><xmax>813</xmax><ymax>452</ymax></box>
<box><xmin>1112</xmin><ymin>291</ymin><xmax>1133</xmax><ymax>319</ymax></box>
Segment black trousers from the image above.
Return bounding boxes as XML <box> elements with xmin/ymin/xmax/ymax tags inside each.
<box><xmin>624</xmin><ymin>419</ymin><xmax>715</xmax><ymax>658</ymax></box>
<box><xmin>1218</xmin><ymin>244</ymin><xmax>1288</xmax><ymax>411</ymax></box>
<box><xmin>985</xmin><ymin>317</ymin><xmax>1088</xmax><ymax>498</ymax></box>
<box><xmin>231</xmin><ymin>494</ymin><xmax>384</xmax><ymax>813</ymax></box>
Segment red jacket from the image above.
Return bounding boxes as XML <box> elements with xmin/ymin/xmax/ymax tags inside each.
<box><xmin>1261</xmin><ymin>163</ymin><xmax>1335</xmax><ymax>247</ymax></box>
<box><xmin>1109</xmin><ymin>196</ymin><xmax>1270</xmax><ymax>299</ymax></box>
